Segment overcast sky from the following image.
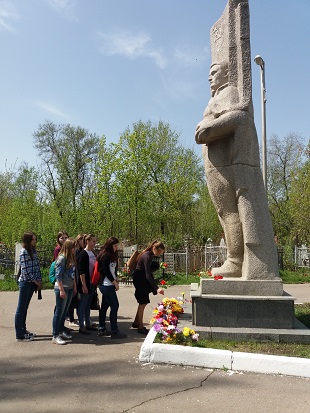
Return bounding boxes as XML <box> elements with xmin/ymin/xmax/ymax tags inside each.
<box><xmin>1</xmin><ymin>0</ymin><xmax>309</xmax><ymax>172</ymax></box>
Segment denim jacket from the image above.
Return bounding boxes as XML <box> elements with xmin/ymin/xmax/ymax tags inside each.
<box><xmin>55</xmin><ymin>254</ymin><xmax>75</xmax><ymax>289</ymax></box>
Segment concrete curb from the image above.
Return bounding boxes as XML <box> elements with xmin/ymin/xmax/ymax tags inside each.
<box><xmin>139</xmin><ymin>327</ymin><xmax>310</xmax><ymax>378</ymax></box>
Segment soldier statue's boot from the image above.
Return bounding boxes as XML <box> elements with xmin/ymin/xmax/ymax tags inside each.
<box><xmin>211</xmin><ymin>222</ymin><xmax>243</xmax><ymax>278</ymax></box>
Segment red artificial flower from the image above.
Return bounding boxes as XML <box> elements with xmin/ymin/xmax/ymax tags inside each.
<box><xmin>214</xmin><ymin>275</ymin><xmax>223</xmax><ymax>280</ymax></box>
<box><xmin>160</xmin><ymin>280</ymin><xmax>167</xmax><ymax>285</ymax></box>
<box><xmin>207</xmin><ymin>270</ymin><xmax>212</xmax><ymax>277</ymax></box>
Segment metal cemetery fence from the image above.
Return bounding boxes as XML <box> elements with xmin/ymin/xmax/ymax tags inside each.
<box><xmin>0</xmin><ymin>243</ymin><xmax>309</xmax><ymax>282</ymax></box>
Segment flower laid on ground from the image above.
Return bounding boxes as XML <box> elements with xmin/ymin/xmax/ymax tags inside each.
<box><xmin>150</xmin><ymin>297</ymin><xmax>198</xmax><ymax>345</ymax></box>
<box><xmin>197</xmin><ymin>270</ymin><xmax>223</xmax><ymax>280</ymax></box>
<box><xmin>160</xmin><ymin>262</ymin><xmax>168</xmax><ymax>269</ymax></box>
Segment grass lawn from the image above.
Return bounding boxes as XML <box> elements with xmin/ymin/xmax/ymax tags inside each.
<box><xmin>189</xmin><ymin>338</ymin><xmax>310</xmax><ymax>359</ymax></box>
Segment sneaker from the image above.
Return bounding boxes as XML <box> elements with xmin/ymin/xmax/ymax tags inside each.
<box><xmin>79</xmin><ymin>328</ymin><xmax>91</xmax><ymax>335</ymax></box>
<box><xmin>52</xmin><ymin>336</ymin><xmax>66</xmax><ymax>345</ymax></box>
<box><xmin>60</xmin><ymin>331</ymin><xmax>73</xmax><ymax>340</ymax></box>
<box><xmin>111</xmin><ymin>331</ymin><xmax>127</xmax><ymax>339</ymax></box>
<box><xmin>97</xmin><ymin>328</ymin><xmax>111</xmax><ymax>337</ymax></box>
<box><xmin>26</xmin><ymin>330</ymin><xmax>37</xmax><ymax>337</ymax></box>
<box><xmin>85</xmin><ymin>326</ymin><xmax>98</xmax><ymax>331</ymax></box>
<box><xmin>69</xmin><ymin>321</ymin><xmax>79</xmax><ymax>327</ymax></box>
<box><xmin>138</xmin><ymin>327</ymin><xmax>149</xmax><ymax>336</ymax></box>
<box><xmin>16</xmin><ymin>333</ymin><xmax>34</xmax><ymax>342</ymax></box>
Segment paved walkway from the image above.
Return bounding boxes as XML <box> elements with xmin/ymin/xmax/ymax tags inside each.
<box><xmin>1</xmin><ymin>284</ymin><xmax>310</xmax><ymax>412</ymax></box>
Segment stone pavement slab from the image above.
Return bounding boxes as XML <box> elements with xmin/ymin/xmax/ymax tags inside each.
<box><xmin>0</xmin><ymin>284</ymin><xmax>310</xmax><ymax>412</ymax></box>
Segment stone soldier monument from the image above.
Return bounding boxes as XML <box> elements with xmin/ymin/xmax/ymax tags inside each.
<box><xmin>191</xmin><ymin>0</ymin><xmax>295</xmax><ymax>329</ymax></box>
<box><xmin>195</xmin><ymin>0</ymin><xmax>279</xmax><ymax>281</ymax></box>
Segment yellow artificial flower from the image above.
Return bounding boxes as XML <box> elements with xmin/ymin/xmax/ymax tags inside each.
<box><xmin>190</xmin><ymin>329</ymin><xmax>195</xmax><ymax>335</ymax></box>
<box><xmin>183</xmin><ymin>327</ymin><xmax>190</xmax><ymax>337</ymax></box>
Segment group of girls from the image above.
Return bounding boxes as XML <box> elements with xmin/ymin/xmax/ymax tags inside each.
<box><xmin>14</xmin><ymin>231</ymin><xmax>165</xmax><ymax>344</ymax></box>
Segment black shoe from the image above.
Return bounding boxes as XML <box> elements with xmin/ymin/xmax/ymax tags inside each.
<box><xmin>137</xmin><ymin>327</ymin><xmax>149</xmax><ymax>335</ymax></box>
<box><xmin>131</xmin><ymin>323</ymin><xmax>139</xmax><ymax>329</ymax></box>
<box><xmin>16</xmin><ymin>333</ymin><xmax>34</xmax><ymax>342</ymax></box>
<box><xmin>26</xmin><ymin>330</ymin><xmax>37</xmax><ymax>337</ymax></box>
<box><xmin>111</xmin><ymin>331</ymin><xmax>127</xmax><ymax>339</ymax></box>
<box><xmin>97</xmin><ymin>328</ymin><xmax>111</xmax><ymax>336</ymax></box>
<box><xmin>79</xmin><ymin>328</ymin><xmax>91</xmax><ymax>335</ymax></box>
<box><xmin>85</xmin><ymin>326</ymin><xmax>98</xmax><ymax>331</ymax></box>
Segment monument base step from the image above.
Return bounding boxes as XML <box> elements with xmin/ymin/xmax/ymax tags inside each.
<box><xmin>200</xmin><ymin>278</ymin><xmax>283</xmax><ymax>296</ymax></box>
<box><xmin>178</xmin><ymin>301</ymin><xmax>310</xmax><ymax>344</ymax></box>
<box><xmin>191</xmin><ymin>283</ymin><xmax>295</xmax><ymax>329</ymax></box>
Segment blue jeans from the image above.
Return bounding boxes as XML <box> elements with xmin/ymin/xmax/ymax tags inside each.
<box><xmin>15</xmin><ymin>281</ymin><xmax>36</xmax><ymax>338</ymax></box>
<box><xmin>99</xmin><ymin>285</ymin><xmax>119</xmax><ymax>333</ymax></box>
<box><xmin>53</xmin><ymin>288</ymin><xmax>73</xmax><ymax>337</ymax></box>
<box><xmin>77</xmin><ymin>293</ymin><xmax>92</xmax><ymax>329</ymax></box>
<box><xmin>85</xmin><ymin>283</ymin><xmax>96</xmax><ymax>327</ymax></box>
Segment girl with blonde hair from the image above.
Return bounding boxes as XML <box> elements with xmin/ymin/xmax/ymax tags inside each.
<box><xmin>52</xmin><ymin>238</ymin><xmax>77</xmax><ymax>345</ymax></box>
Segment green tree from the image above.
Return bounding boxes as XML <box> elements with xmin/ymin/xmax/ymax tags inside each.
<box><xmin>289</xmin><ymin>141</ymin><xmax>310</xmax><ymax>244</ymax></box>
<box><xmin>33</xmin><ymin>121</ymin><xmax>100</xmax><ymax>230</ymax></box>
<box><xmin>107</xmin><ymin>120</ymin><xmax>206</xmax><ymax>248</ymax></box>
<box><xmin>0</xmin><ymin>164</ymin><xmax>42</xmax><ymax>246</ymax></box>
<box><xmin>267</xmin><ymin>133</ymin><xmax>305</xmax><ymax>244</ymax></box>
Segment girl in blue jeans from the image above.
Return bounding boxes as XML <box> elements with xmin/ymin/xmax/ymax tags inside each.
<box><xmin>52</xmin><ymin>238</ymin><xmax>77</xmax><ymax>345</ymax></box>
<box><xmin>97</xmin><ymin>237</ymin><xmax>127</xmax><ymax>339</ymax></box>
<box><xmin>15</xmin><ymin>232</ymin><xmax>42</xmax><ymax>342</ymax></box>
<box><xmin>76</xmin><ymin>234</ymin><xmax>98</xmax><ymax>334</ymax></box>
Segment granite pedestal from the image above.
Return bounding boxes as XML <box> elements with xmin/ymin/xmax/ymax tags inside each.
<box><xmin>191</xmin><ymin>279</ymin><xmax>295</xmax><ymax>329</ymax></box>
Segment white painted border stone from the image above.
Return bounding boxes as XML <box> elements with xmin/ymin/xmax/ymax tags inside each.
<box><xmin>232</xmin><ymin>352</ymin><xmax>310</xmax><ymax>378</ymax></box>
<box><xmin>139</xmin><ymin>327</ymin><xmax>310</xmax><ymax>378</ymax></box>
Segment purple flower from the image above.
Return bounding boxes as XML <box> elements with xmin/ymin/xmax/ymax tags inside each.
<box><xmin>153</xmin><ymin>324</ymin><xmax>162</xmax><ymax>332</ymax></box>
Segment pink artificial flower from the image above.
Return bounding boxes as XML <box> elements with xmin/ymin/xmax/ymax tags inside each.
<box><xmin>191</xmin><ymin>333</ymin><xmax>199</xmax><ymax>341</ymax></box>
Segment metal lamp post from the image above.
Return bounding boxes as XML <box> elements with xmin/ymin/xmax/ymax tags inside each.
<box><xmin>254</xmin><ymin>55</ymin><xmax>267</xmax><ymax>191</ymax></box>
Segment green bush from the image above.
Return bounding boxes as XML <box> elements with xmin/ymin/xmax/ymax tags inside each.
<box><xmin>280</xmin><ymin>269</ymin><xmax>310</xmax><ymax>283</ymax></box>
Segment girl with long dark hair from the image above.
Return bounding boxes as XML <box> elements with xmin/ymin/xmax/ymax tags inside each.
<box><xmin>15</xmin><ymin>232</ymin><xmax>42</xmax><ymax>341</ymax></box>
<box><xmin>97</xmin><ymin>237</ymin><xmax>127</xmax><ymax>339</ymax></box>
<box><xmin>53</xmin><ymin>230</ymin><xmax>69</xmax><ymax>261</ymax></box>
<box><xmin>132</xmin><ymin>240</ymin><xmax>165</xmax><ymax>335</ymax></box>
<box><xmin>77</xmin><ymin>234</ymin><xmax>98</xmax><ymax>334</ymax></box>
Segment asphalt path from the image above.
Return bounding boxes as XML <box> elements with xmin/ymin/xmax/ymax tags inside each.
<box><xmin>1</xmin><ymin>284</ymin><xmax>310</xmax><ymax>412</ymax></box>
